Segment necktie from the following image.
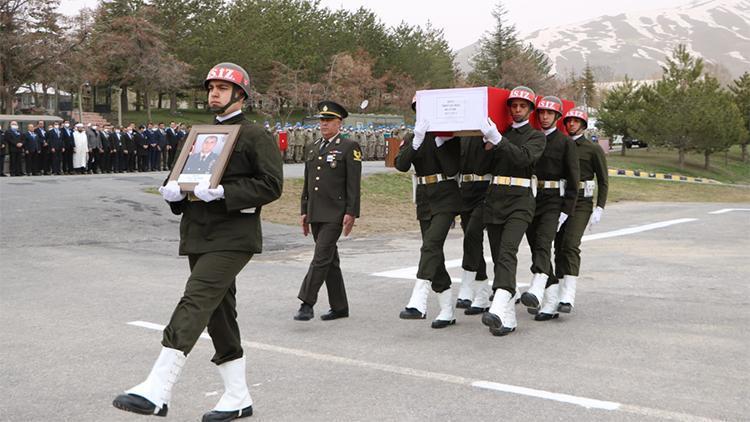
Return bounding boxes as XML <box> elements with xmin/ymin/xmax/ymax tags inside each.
<box><xmin>319</xmin><ymin>140</ymin><xmax>328</xmax><ymax>153</ymax></box>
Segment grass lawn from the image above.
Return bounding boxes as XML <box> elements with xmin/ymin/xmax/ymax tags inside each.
<box><xmin>148</xmin><ymin>156</ymin><xmax>749</xmax><ymax>234</ymax></box>
<box><xmin>606</xmin><ymin>145</ymin><xmax>750</xmax><ymax>185</ymax></box>
<box><xmin>261</xmin><ymin>172</ymin><xmax>750</xmax><ymax>234</ymax></box>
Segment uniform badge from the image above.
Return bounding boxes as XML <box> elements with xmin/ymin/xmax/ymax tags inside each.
<box><xmin>353</xmin><ymin>150</ymin><xmax>362</xmax><ymax>161</ymax></box>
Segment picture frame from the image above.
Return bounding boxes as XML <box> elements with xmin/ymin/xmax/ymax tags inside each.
<box><xmin>168</xmin><ymin>125</ymin><xmax>241</xmax><ymax>192</ymax></box>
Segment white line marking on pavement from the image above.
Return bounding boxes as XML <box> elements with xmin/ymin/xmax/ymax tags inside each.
<box><xmin>471</xmin><ymin>380</ymin><xmax>620</xmax><ymax>410</ymax></box>
<box><xmin>126</xmin><ymin>320</ymin><xmax>722</xmax><ymax>421</ymax></box>
<box><xmin>372</xmin><ymin>218</ymin><xmax>699</xmax><ymax>280</ymax></box>
<box><xmin>708</xmin><ymin>208</ymin><xmax>750</xmax><ymax>215</ymax></box>
<box><xmin>580</xmin><ymin>218</ymin><xmax>698</xmax><ymax>242</ymax></box>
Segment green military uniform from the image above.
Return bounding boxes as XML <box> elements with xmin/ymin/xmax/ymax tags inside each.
<box><xmin>395</xmin><ymin>133</ymin><xmax>461</xmax><ymax>293</ymax></box>
<box><xmin>298</xmin><ymin>132</ymin><xmax>362</xmax><ymax>311</ymax></box>
<box><xmin>553</xmin><ymin>134</ymin><xmax>608</xmax><ymax>279</ymax></box>
<box><xmin>526</xmin><ymin>128</ymin><xmax>579</xmax><ymax>278</ymax></box>
<box><xmin>459</xmin><ymin>136</ymin><xmax>492</xmax><ymax>283</ymax></box>
<box><xmin>483</xmin><ymin>123</ymin><xmax>546</xmax><ymax>295</ymax></box>
<box><xmin>164</xmin><ymin>111</ymin><xmax>283</xmax><ymax>363</ymax></box>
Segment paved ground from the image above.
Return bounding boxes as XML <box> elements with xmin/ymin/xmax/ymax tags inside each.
<box><xmin>1</xmin><ymin>171</ymin><xmax>749</xmax><ymax>422</ymax></box>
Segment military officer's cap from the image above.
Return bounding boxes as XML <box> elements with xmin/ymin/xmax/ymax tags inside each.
<box><xmin>315</xmin><ymin>101</ymin><xmax>348</xmax><ymax>120</ymax></box>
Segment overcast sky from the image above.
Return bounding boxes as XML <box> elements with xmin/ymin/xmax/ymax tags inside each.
<box><xmin>58</xmin><ymin>0</ymin><xmax>691</xmax><ymax>50</ymax></box>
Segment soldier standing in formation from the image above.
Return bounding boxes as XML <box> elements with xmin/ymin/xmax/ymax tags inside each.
<box><xmin>113</xmin><ymin>62</ymin><xmax>283</xmax><ymax>421</ymax></box>
<box><xmin>396</xmin><ymin>97</ymin><xmax>462</xmax><ymax>329</ymax></box>
<box><xmin>519</xmin><ymin>96</ymin><xmax>579</xmax><ymax>320</ymax></box>
<box><xmin>544</xmin><ymin>107</ymin><xmax>608</xmax><ymax>319</ymax></box>
<box><xmin>479</xmin><ymin>86</ymin><xmax>547</xmax><ymax>337</ymax></box>
<box><xmin>295</xmin><ymin>101</ymin><xmax>362</xmax><ymax>322</ymax></box>
<box><xmin>454</xmin><ymin>134</ymin><xmax>493</xmax><ymax>315</ymax></box>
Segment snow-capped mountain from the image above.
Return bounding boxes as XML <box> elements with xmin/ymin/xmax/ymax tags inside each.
<box><xmin>455</xmin><ymin>0</ymin><xmax>750</xmax><ymax>80</ymax></box>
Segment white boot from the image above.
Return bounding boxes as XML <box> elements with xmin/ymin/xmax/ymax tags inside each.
<box><xmin>432</xmin><ymin>288</ymin><xmax>456</xmax><ymax>328</ymax></box>
<box><xmin>466</xmin><ymin>279</ymin><xmax>491</xmax><ymax>313</ymax></box>
<box><xmin>456</xmin><ymin>270</ymin><xmax>476</xmax><ymax>307</ymax></box>
<box><xmin>481</xmin><ymin>289</ymin><xmax>517</xmax><ymax>336</ymax></box>
<box><xmin>212</xmin><ymin>357</ymin><xmax>253</xmax><ymax>412</ymax></box>
<box><xmin>558</xmin><ymin>275</ymin><xmax>577</xmax><ymax>313</ymax></box>
<box><xmin>535</xmin><ymin>284</ymin><xmax>560</xmax><ymax>321</ymax></box>
<box><xmin>125</xmin><ymin>347</ymin><xmax>187</xmax><ymax>413</ymax></box>
<box><xmin>400</xmin><ymin>279</ymin><xmax>430</xmax><ymax>319</ymax></box>
<box><xmin>521</xmin><ymin>273</ymin><xmax>548</xmax><ymax>310</ymax></box>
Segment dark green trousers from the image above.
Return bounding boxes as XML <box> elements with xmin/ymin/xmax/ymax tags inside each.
<box><xmin>526</xmin><ymin>195</ymin><xmax>563</xmax><ymax>276</ymax></box>
<box><xmin>486</xmin><ymin>217</ymin><xmax>530</xmax><ymax>296</ymax></box>
<box><xmin>298</xmin><ymin>222</ymin><xmax>348</xmax><ymax>311</ymax></box>
<box><xmin>417</xmin><ymin>212</ymin><xmax>455</xmax><ymax>293</ymax></box>
<box><xmin>552</xmin><ymin>198</ymin><xmax>594</xmax><ymax>283</ymax></box>
<box><xmin>162</xmin><ymin>251</ymin><xmax>252</xmax><ymax>365</ymax></box>
<box><xmin>459</xmin><ymin>206</ymin><xmax>488</xmax><ymax>280</ymax></box>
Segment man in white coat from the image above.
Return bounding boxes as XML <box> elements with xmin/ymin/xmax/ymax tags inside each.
<box><xmin>72</xmin><ymin>123</ymin><xmax>89</xmax><ymax>174</ymax></box>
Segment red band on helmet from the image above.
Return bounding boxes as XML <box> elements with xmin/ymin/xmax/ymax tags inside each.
<box><xmin>206</xmin><ymin>67</ymin><xmax>243</xmax><ymax>85</ymax></box>
<box><xmin>510</xmin><ymin>89</ymin><xmax>534</xmax><ymax>101</ymax></box>
<box><xmin>538</xmin><ymin>100</ymin><xmax>562</xmax><ymax>112</ymax></box>
<box><xmin>567</xmin><ymin>110</ymin><xmax>586</xmax><ymax>119</ymax></box>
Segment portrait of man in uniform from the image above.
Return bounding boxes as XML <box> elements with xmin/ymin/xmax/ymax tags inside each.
<box><xmin>177</xmin><ymin>134</ymin><xmax>227</xmax><ymax>185</ymax></box>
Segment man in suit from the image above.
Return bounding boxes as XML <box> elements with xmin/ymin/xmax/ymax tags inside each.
<box><xmin>61</xmin><ymin>121</ymin><xmax>75</xmax><ymax>174</ymax></box>
<box><xmin>24</xmin><ymin>124</ymin><xmax>41</xmax><ymax>175</ymax></box>
<box><xmin>5</xmin><ymin>121</ymin><xmax>25</xmax><ymax>176</ymax></box>
<box><xmin>294</xmin><ymin>101</ymin><xmax>362</xmax><ymax>322</ymax></box>
<box><xmin>100</xmin><ymin>125</ymin><xmax>113</xmax><ymax>173</ymax></box>
<box><xmin>182</xmin><ymin>135</ymin><xmax>220</xmax><ymax>174</ymax></box>
<box><xmin>135</xmin><ymin>125</ymin><xmax>149</xmax><ymax>172</ymax></box>
<box><xmin>47</xmin><ymin>122</ymin><xmax>64</xmax><ymax>175</ymax></box>
<box><xmin>0</xmin><ymin>124</ymin><xmax>6</xmax><ymax>176</ymax></box>
<box><xmin>157</xmin><ymin>122</ymin><xmax>168</xmax><ymax>170</ymax></box>
<box><xmin>87</xmin><ymin>124</ymin><xmax>102</xmax><ymax>173</ymax></box>
<box><xmin>110</xmin><ymin>126</ymin><xmax>125</xmax><ymax>173</ymax></box>
<box><xmin>35</xmin><ymin>121</ymin><xmax>50</xmax><ymax>175</ymax></box>
<box><xmin>124</xmin><ymin>124</ymin><xmax>137</xmax><ymax>172</ymax></box>
<box><xmin>166</xmin><ymin>121</ymin><xmax>179</xmax><ymax>169</ymax></box>
<box><xmin>146</xmin><ymin>122</ymin><xmax>159</xmax><ymax>171</ymax></box>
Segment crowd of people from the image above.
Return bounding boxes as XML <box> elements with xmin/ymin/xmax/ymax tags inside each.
<box><xmin>0</xmin><ymin>120</ymin><xmax>189</xmax><ymax>177</ymax></box>
<box><xmin>0</xmin><ymin>119</ymin><xmax>410</xmax><ymax>177</ymax></box>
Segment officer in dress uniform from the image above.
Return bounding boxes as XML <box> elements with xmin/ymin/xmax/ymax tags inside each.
<box><xmin>294</xmin><ymin>101</ymin><xmax>362</xmax><ymax>321</ymax></box>
<box><xmin>540</xmin><ymin>107</ymin><xmax>608</xmax><ymax>320</ymax></box>
<box><xmin>479</xmin><ymin>86</ymin><xmax>547</xmax><ymax>337</ymax></box>
<box><xmin>519</xmin><ymin>96</ymin><xmax>579</xmax><ymax>318</ymax></box>
<box><xmin>454</xmin><ymin>134</ymin><xmax>493</xmax><ymax>315</ymax></box>
<box><xmin>396</xmin><ymin>97</ymin><xmax>462</xmax><ymax>329</ymax></box>
<box><xmin>113</xmin><ymin>62</ymin><xmax>283</xmax><ymax>421</ymax></box>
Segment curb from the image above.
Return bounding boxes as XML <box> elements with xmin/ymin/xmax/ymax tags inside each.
<box><xmin>607</xmin><ymin>168</ymin><xmax>721</xmax><ymax>184</ymax></box>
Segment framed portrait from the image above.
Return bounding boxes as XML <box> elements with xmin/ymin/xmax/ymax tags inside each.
<box><xmin>168</xmin><ymin>125</ymin><xmax>241</xmax><ymax>192</ymax></box>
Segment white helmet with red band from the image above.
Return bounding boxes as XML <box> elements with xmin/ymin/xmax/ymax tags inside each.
<box><xmin>507</xmin><ymin>86</ymin><xmax>537</xmax><ymax>110</ymax></box>
<box><xmin>563</xmin><ymin>106</ymin><xmax>589</xmax><ymax>129</ymax></box>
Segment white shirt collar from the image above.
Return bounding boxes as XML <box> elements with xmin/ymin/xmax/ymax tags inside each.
<box><xmin>216</xmin><ymin>110</ymin><xmax>242</xmax><ymax>122</ymax></box>
<box><xmin>572</xmin><ymin>134</ymin><xmax>584</xmax><ymax>140</ymax></box>
<box><xmin>544</xmin><ymin>127</ymin><xmax>557</xmax><ymax>136</ymax></box>
<box><xmin>511</xmin><ymin>120</ymin><xmax>529</xmax><ymax>129</ymax></box>
<box><xmin>319</xmin><ymin>132</ymin><xmax>340</xmax><ymax>144</ymax></box>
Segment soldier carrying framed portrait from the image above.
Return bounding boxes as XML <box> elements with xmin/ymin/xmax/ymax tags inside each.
<box><xmin>168</xmin><ymin>124</ymin><xmax>241</xmax><ymax>191</ymax></box>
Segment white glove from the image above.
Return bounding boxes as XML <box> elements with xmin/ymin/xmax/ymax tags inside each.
<box><xmin>557</xmin><ymin>212</ymin><xmax>568</xmax><ymax>232</ymax></box>
<box><xmin>480</xmin><ymin>117</ymin><xmax>501</xmax><ymax>145</ymax></box>
<box><xmin>194</xmin><ymin>180</ymin><xmax>225</xmax><ymax>202</ymax></box>
<box><xmin>434</xmin><ymin>136</ymin><xmax>449</xmax><ymax>148</ymax></box>
<box><xmin>158</xmin><ymin>180</ymin><xmax>186</xmax><ymax>202</ymax></box>
<box><xmin>589</xmin><ymin>206</ymin><xmax>604</xmax><ymax>229</ymax></box>
<box><xmin>412</xmin><ymin>120</ymin><xmax>429</xmax><ymax>150</ymax></box>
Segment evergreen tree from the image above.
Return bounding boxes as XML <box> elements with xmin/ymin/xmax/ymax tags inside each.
<box><xmin>728</xmin><ymin>72</ymin><xmax>750</xmax><ymax>162</ymax></box>
<box><xmin>596</xmin><ymin>76</ymin><xmax>641</xmax><ymax>156</ymax></box>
